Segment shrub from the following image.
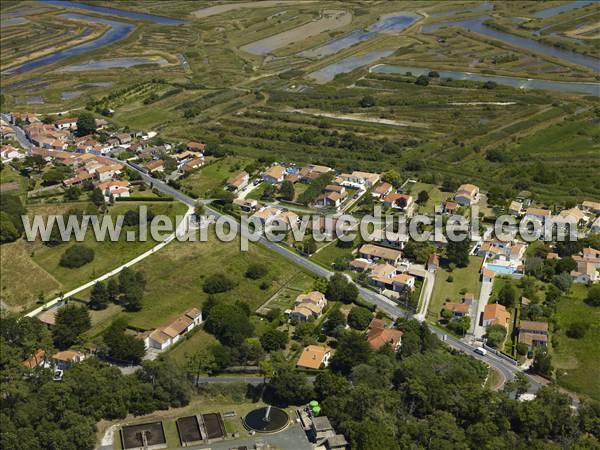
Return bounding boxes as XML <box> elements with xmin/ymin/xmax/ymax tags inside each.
<box><xmin>566</xmin><ymin>322</ymin><xmax>588</xmax><ymax>339</ymax></box>
<box><xmin>203</xmin><ymin>273</ymin><xmax>237</xmax><ymax>293</ymax></box>
<box><xmin>245</xmin><ymin>263</ymin><xmax>268</xmax><ymax>280</ymax></box>
<box><xmin>59</xmin><ymin>245</ymin><xmax>95</xmax><ymax>268</ymax></box>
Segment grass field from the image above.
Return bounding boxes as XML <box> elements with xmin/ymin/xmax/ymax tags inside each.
<box><xmin>410</xmin><ymin>182</ymin><xmax>450</xmax><ymax>215</ymax></box>
<box><xmin>114</xmin><ymin>230</ymin><xmax>315</xmax><ymax>330</ymax></box>
<box><xmin>310</xmin><ymin>239</ymin><xmax>354</xmax><ymax>269</ymax></box>
<box><xmin>428</xmin><ymin>256</ymin><xmax>483</xmax><ymax>322</ymax></box>
<box><xmin>0</xmin><ymin>201</ymin><xmax>186</xmax><ymax>311</ymax></box>
<box><xmin>553</xmin><ymin>284</ymin><xmax>600</xmax><ymax>401</ymax></box>
<box><xmin>181</xmin><ymin>156</ymin><xmax>251</xmax><ymax>198</ymax></box>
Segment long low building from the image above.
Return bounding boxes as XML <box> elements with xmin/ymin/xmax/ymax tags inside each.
<box><xmin>143</xmin><ymin>308</ymin><xmax>202</xmax><ymax>350</ymax></box>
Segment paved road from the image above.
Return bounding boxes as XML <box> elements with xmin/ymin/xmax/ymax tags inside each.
<box><xmin>122</xmin><ymin>162</ymin><xmax>546</xmax><ymax>393</ymax></box>
<box><xmin>6</xmin><ymin>122</ymin><xmax>542</xmax><ymax>395</ymax></box>
<box><xmin>1</xmin><ymin>113</ymin><xmax>33</xmax><ymax>150</ymax></box>
<box><xmin>25</xmin><ymin>206</ymin><xmax>193</xmax><ymax>318</ymax></box>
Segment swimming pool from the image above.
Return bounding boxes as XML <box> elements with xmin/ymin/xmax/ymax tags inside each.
<box><xmin>485</xmin><ymin>264</ymin><xmax>516</xmax><ymax>275</ymax></box>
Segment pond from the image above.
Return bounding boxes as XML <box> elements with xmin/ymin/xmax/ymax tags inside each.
<box><xmin>2</xmin><ymin>13</ymin><xmax>135</xmax><ymax>75</ymax></box>
<box><xmin>61</xmin><ymin>91</ymin><xmax>82</xmax><ymax>100</ymax></box>
<box><xmin>57</xmin><ymin>57</ymin><xmax>168</xmax><ymax>72</ymax></box>
<box><xmin>309</xmin><ymin>50</ymin><xmax>395</xmax><ymax>83</ymax></box>
<box><xmin>300</xmin><ymin>12</ymin><xmax>420</xmax><ymax>59</ymax></box>
<box><xmin>534</xmin><ymin>0</ymin><xmax>596</xmax><ymax>19</ymax></box>
<box><xmin>371</xmin><ymin>64</ymin><xmax>600</xmax><ymax>95</ymax></box>
<box><xmin>422</xmin><ymin>16</ymin><xmax>600</xmax><ymax>71</ymax></box>
<box><xmin>41</xmin><ymin>0</ymin><xmax>187</xmax><ymax>24</ymax></box>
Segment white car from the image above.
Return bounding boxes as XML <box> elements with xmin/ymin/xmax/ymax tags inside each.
<box><xmin>474</xmin><ymin>347</ymin><xmax>487</xmax><ymax>356</ymax></box>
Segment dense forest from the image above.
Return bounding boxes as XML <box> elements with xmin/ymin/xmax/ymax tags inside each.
<box><xmin>2</xmin><ymin>313</ymin><xmax>599</xmax><ymax>449</ymax></box>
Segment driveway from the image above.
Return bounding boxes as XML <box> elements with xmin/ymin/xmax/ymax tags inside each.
<box><xmin>472</xmin><ymin>278</ymin><xmax>494</xmax><ymax>338</ymax></box>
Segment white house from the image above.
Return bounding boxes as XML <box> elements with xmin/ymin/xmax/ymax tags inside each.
<box><xmin>455</xmin><ymin>184</ymin><xmax>480</xmax><ymax>206</ymax></box>
<box><xmin>54</xmin><ymin>117</ymin><xmax>78</xmax><ymax>130</ymax></box>
<box><xmin>0</xmin><ymin>145</ymin><xmax>24</xmax><ymax>160</ymax></box>
<box><xmin>262</xmin><ymin>165</ymin><xmax>285</xmax><ymax>184</ymax></box>
<box><xmin>289</xmin><ymin>291</ymin><xmax>327</xmax><ymax>321</ymax></box>
<box><xmin>144</xmin><ymin>308</ymin><xmax>202</xmax><ymax>350</ymax></box>
<box><xmin>391</xmin><ymin>274</ymin><xmax>415</xmax><ymax>292</ymax></box>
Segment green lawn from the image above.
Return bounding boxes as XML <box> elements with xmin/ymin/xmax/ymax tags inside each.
<box><xmin>181</xmin><ymin>156</ymin><xmax>251</xmax><ymax>198</ymax></box>
<box><xmin>166</xmin><ymin>327</ymin><xmax>218</xmax><ymax>367</ymax></box>
<box><xmin>428</xmin><ymin>256</ymin><xmax>483</xmax><ymax>322</ymax></box>
<box><xmin>410</xmin><ymin>182</ymin><xmax>451</xmax><ymax>215</ymax></box>
<box><xmin>553</xmin><ymin>284</ymin><xmax>600</xmax><ymax>401</ymax></box>
<box><xmin>311</xmin><ymin>240</ymin><xmax>355</xmax><ymax>269</ymax></box>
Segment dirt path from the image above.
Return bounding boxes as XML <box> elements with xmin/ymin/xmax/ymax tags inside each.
<box><xmin>289</xmin><ymin>108</ymin><xmax>429</xmax><ymax>128</ymax></box>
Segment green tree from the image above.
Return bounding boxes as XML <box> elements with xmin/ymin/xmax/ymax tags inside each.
<box><xmin>325</xmin><ymin>308</ymin><xmax>346</xmax><ymax>335</ymax></box>
<box><xmin>566</xmin><ymin>321</ymin><xmax>588</xmax><ymax>339</ymax></box>
<box><xmin>103</xmin><ymin>321</ymin><xmax>145</xmax><ymax>363</ymax></box>
<box><xmin>448</xmin><ymin>316</ymin><xmax>470</xmax><ymax>336</ymax></box>
<box><xmin>359</xmin><ymin>95</ymin><xmax>375</xmax><ymax>108</ymax></box>
<box><xmin>107</xmin><ymin>278</ymin><xmax>120</xmax><ymax>302</ymax></box>
<box><xmin>552</xmin><ymin>272</ymin><xmax>572</xmax><ymax>292</ymax></box>
<box><xmin>485</xmin><ymin>324</ymin><xmax>507</xmax><ymax>348</ymax></box>
<box><xmin>498</xmin><ymin>282</ymin><xmax>517</xmax><ymax>308</ymax></box>
<box><xmin>0</xmin><ymin>211</ymin><xmax>19</xmax><ymax>243</ymax></box>
<box><xmin>531</xmin><ymin>350</ymin><xmax>553</xmax><ymax>377</ymax></box>
<box><xmin>330</xmin><ymin>330</ymin><xmax>372</xmax><ymax>375</ymax></box>
<box><xmin>415</xmin><ymin>75</ymin><xmax>429</xmax><ymax>86</ymax></box>
<box><xmin>53</xmin><ymin>304</ymin><xmax>91</xmax><ymax>349</ymax></box>
<box><xmin>260</xmin><ymin>329</ymin><xmax>289</xmax><ymax>351</ymax></box>
<box><xmin>303</xmin><ymin>238</ymin><xmax>317</xmax><ymax>255</ymax></box>
<box><xmin>382</xmin><ymin>170</ymin><xmax>402</xmax><ymax>187</ymax></box>
<box><xmin>446</xmin><ymin>238</ymin><xmax>470</xmax><ymax>267</ymax></box>
<box><xmin>503</xmin><ymin>372</ymin><xmax>530</xmax><ymax>399</ymax></box>
<box><xmin>347</xmin><ymin>306</ymin><xmax>372</xmax><ymax>330</ymax></box>
<box><xmin>584</xmin><ymin>285</ymin><xmax>600</xmax><ymax>307</ymax></box>
<box><xmin>64</xmin><ymin>185</ymin><xmax>81</xmax><ymax>201</ymax></box>
<box><xmin>194</xmin><ymin>200</ymin><xmax>205</xmax><ymax>217</ymax></box>
<box><xmin>76</xmin><ymin>112</ymin><xmax>97</xmax><ymax>136</ymax></box>
<box><xmin>90</xmin><ymin>282</ymin><xmax>109</xmax><ymax>310</ymax></box>
<box><xmin>267</xmin><ymin>368</ymin><xmax>313</xmax><ymax>405</ymax></box>
<box><xmin>204</xmin><ymin>303</ymin><xmax>254</xmax><ymax>347</ymax></box>
<box><xmin>417</xmin><ymin>190</ymin><xmax>429</xmax><ymax>204</ymax></box>
<box><xmin>245</xmin><ymin>263</ymin><xmax>268</xmax><ymax>279</ymax></box>
<box><xmin>279</xmin><ymin>180</ymin><xmax>295</xmax><ymax>201</ymax></box>
<box><xmin>203</xmin><ymin>272</ymin><xmax>237</xmax><ymax>293</ymax></box>
<box><xmin>89</xmin><ymin>188</ymin><xmax>105</xmax><ymax>207</ymax></box>
<box><xmin>59</xmin><ymin>245</ymin><xmax>95</xmax><ymax>268</ymax></box>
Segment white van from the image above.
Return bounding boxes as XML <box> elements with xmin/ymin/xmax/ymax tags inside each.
<box><xmin>474</xmin><ymin>347</ymin><xmax>487</xmax><ymax>356</ymax></box>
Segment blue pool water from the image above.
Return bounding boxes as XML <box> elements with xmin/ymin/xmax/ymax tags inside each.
<box><xmin>485</xmin><ymin>264</ymin><xmax>516</xmax><ymax>274</ymax></box>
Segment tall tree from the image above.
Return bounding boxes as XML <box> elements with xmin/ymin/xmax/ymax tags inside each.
<box><xmin>53</xmin><ymin>304</ymin><xmax>91</xmax><ymax>349</ymax></box>
<box><xmin>90</xmin><ymin>282</ymin><xmax>109</xmax><ymax>310</ymax></box>
<box><xmin>76</xmin><ymin>112</ymin><xmax>97</xmax><ymax>136</ymax></box>
<box><xmin>446</xmin><ymin>238</ymin><xmax>470</xmax><ymax>267</ymax></box>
